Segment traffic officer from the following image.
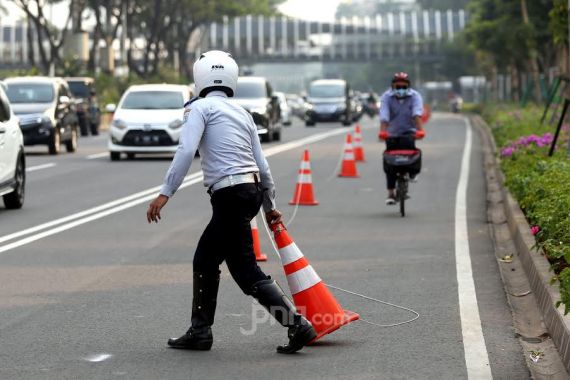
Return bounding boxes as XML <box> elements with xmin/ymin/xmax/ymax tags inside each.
<box><xmin>146</xmin><ymin>50</ymin><xmax>316</xmax><ymax>354</ymax></box>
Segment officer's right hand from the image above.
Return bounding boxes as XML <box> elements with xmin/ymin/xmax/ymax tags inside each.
<box><xmin>265</xmin><ymin>209</ymin><xmax>283</xmax><ymax>226</ymax></box>
<box><xmin>147</xmin><ymin>194</ymin><xmax>169</xmax><ymax>223</ymax></box>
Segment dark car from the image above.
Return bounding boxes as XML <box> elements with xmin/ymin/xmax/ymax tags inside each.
<box><xmin>5</xmin><ymin>77</ymin><xmax>79</xmax><ymax>155</ymax></box>
<box><xmin>305</xmin><ymin>79</ymin><xmax>353</xmax><ymax>127</ymax></box>
<box><xmin>65</xmin><ymin>77</ymin><xmax>101</xmax><ymax>136</ymax></box>
<box><xmin>234</xmin><ymin>76</ymin><xmax>281</xmax><ymax>142</ymax></box>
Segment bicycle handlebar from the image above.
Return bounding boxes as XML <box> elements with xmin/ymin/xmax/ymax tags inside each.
<box><xmin>378</xmin><ymin>130</ymin><xmax>425</xmax><ymax>141</ymax></box>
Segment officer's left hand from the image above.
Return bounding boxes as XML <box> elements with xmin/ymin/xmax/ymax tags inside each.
<box><xmin>147</xmin><ymin>195</ymin><xmax>169</xmax><ymax>223</ymax></box>
<box><xmin>265</xmin><ymin>209</ymin><xmax>283</xmax><ymax>226</ymax></box>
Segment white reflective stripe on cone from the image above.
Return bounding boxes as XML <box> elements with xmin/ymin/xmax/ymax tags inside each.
<box><xmin>250</xmin><ymin>215</ymin><xmax>258</xmax><ymax>228</ymax></box>
<box><xmin>287</xmin><ymin>265</ymin><xmax>322</xmax><ymax>294</ymax></box>
<box><xmin>297</xmin><ymin>173</ymin><xmax>313</xmax><ymax>184</ymax></box>
<box><xmin>300</xmin><ymin>161</ymin><xmax>311</xmax><ymax>170</ymax></box>
<box><xmin>278</xmin><ymin>242</ymin><xmax>304</xmax><ymax>265</ymax></box>
<box><xmin>344</xmin><ymin>152</ymin><xmax>355</xmax><ymax>160</ymax></box>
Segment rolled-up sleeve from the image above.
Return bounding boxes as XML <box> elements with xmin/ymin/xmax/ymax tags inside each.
<box><xmin>159</xmin><ymin>105</ymin><xmax>206</xmax><ymax>197</ymax></box>
<box><xmin>411</xmin><ymin>92</ymin><xmax>424</xmax><ymax>118</ymax></box>
<box><xmin>379</xmin><ymin>92</ymin><xmax>391</xmax><ymax>123</ymax></box>
<box><xmin>248</xmin><ymin>115</ymin><xmax>276</xmax><ymax>212</ymax></box>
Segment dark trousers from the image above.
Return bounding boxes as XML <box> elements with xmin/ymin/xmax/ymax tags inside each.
<box><xmin>193</xmin><ymin>183</ymin><xmax>268</xmax><ymax>294</ymax></box>
<box><xmin>385</xmin><ymin>135</ymin><xmax>416</xmax><ymax>190</ymax></box>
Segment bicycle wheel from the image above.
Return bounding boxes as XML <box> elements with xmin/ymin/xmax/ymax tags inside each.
<box><xmin>397</xmin><ymin>177</ymin><xmax>406</xmax><ymax>217</ymax></box>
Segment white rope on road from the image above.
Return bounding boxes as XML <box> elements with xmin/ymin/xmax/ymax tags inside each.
<box><xmin>260</xmin><ymin>212</ymin><xmax>421</xmax><ymax>329</ymax></box>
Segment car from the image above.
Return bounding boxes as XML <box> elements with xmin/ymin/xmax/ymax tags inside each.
<box><xmin>107</xmin><ymin>84</ymin><xmax>191</xmax><ymax>161</ymax></box>
<box><xmin>273</xmin><ymin>91</ymin><xmax>292</xmax><ymax>126</ymax></box>
<box><xmin>0</xmin><ymin>85</ymin><xmax>25</xmax><ymax>209</ymax></box>
<box><xmin>234</xmin><ymin>76</ymin><xmax>281</xmax><ymax>142</ymax></box>
<box><xmin>286</xmin><ymin>93</ymin><xmax>310</xmax><ymax>120</ymax></box>
<box><xmin>5</xmin><ymin>77</ymin><xmax>79</xmax><ymax>155</ymax></box>
<box><xmin>65</xmin><ymin>77</ymin><xmax>101</xmax><ymax>136</ymax></box>
<box><xmin>304</xmin><ymin>79</ymin><xmax>353</xmax><ymax>127</ymax></box>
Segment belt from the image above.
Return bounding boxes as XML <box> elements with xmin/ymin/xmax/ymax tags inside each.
<box><xmin>209</xmin><ymin>172</ymin><xmax>259</xmax><ymax>194</ymax></box>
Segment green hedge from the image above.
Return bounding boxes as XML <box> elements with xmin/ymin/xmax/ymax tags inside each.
<box><xmin>485</xmin><ymin>104</ymin><xmax>570</xmax><ymax>313</ymax></box>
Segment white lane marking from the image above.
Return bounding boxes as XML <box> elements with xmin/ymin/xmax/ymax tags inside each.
<box><xmin>26</xmin><ymin>163</ymin><xmax>56</xmax><ymax>172</ymax></box>
<box><xmin>0</xmin><ymin>128</ymin><xmax>348</xmax><ymax>253</ymax></box>
<box><xmin>0</xmin><ymin>175</ymin><xmax>203</xmax><ymax>254</ymax></box>
<box><xmin>85</xmin><ymin>353</ymin><xmax>113</xmax><ymax>363</ymax></box>
<box><xmin>456</xmin><ymin>119</ymin><xmax>492</xmax><ymax>379</ymax></box>
<box><xmin>86</xmin><ymin>152</ymin><xmax>109</xmax><ymax>160</ymax></box>
<box><xmin>0</xmin><ymin>171</ymin><xmax>203</xmax><ymax>245</ymax></box>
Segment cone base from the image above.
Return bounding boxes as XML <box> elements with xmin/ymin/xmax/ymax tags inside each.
<box><xmin>338</xmin><ymin>174</ymin><xmax>359</xmax><ymax>178</ymax></box>
<box><xmin>255</xmin><ymin>253</ymin><xmax>268</xmax><ymax>261</ymax></box>
<box><xmin>310</xmin><ymin>309</ymin><xmax>360</xmax><ymax>343</ymax></box>
<box><xmin>288</xmin><ymin>200</ymin><xmax>319</xmax><ymax>206</ymax></box>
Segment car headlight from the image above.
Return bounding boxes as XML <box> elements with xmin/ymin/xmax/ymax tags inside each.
<box><xmin>168</xmin><ymin>119</ymin><xmax>184</xmax><ymax>129</ymax></box>
<box><xmin>250</xmin><ymin>107</ymin><xmax>266</xmax><ymax>115</ymax></box>
<box><xmin>111</xmin><ymin>119</ymin><xmax>127</xmax><ymax>129</ymax></box>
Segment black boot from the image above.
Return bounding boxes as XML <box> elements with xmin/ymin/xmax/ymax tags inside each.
<box><xmin>251</xmin><ymin>279</ymin><xmax>317</xmax><ymax>354</ymax></box>
<box><xmin>168</xmin><ymin>271</ymin><xmax>220</xmax><ymax>350</ymax></box>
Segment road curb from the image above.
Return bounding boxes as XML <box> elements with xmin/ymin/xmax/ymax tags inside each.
<box><xmin>473</xmin><ymin>114</ymin><xmax>570</xmax><ymax>375</ymax></box>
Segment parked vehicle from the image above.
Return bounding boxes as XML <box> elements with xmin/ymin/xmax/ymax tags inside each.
<box><xmin>5</xmin><ymin>77</ymin><xmax>78</xmax><ymax>155</ymax></box>
<box><xmin>65</xmin><ymin>77</ymin><xmax>101</xmax><ymax>136</ymax></box>
<box><xmin>304</xmin><ymin>79</ymin><xmax>353</xmax><ymax>127</ymax></box>
<box><xmin>285</xmin><ymin>93</ymin><xmax>308</xmax><ymax>119</ymax></box>
<box><xmin>351</xmin><ymin>91</ymin><xmax>364</xmax><ymax>122</ymax></box>
<box><xmin>0</xmin><ymin>85</ymin><xmax>25</xmax><ymax>209</ymax></box>
<box><xmin>273</xmin><ymin>91</ymin><xmax>292</xmax><ymax>126</ymax></box>
<box><xmin>234</xmin><ymin>76</ymin><xmax>281</xmax><ymax>142</ymax></box>
<box><xmin>107</xmin><ymin>84</ymin><xmax>191</xmax><ymax>161</ymax></box>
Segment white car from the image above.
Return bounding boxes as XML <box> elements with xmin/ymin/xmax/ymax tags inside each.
<box><xmin>274</xmin><ymin>91</ymin><xmax>292</xmax><ymax>126</ymax></box>
<box><xmin>107</xmin><ymin>84</ymin><xmax>191</xmax><ymax>160</ymax></box>
<box><xmin>0</xmin><ymin>86</ymin><xmax>25</xmax><ymax>209</ymax></box>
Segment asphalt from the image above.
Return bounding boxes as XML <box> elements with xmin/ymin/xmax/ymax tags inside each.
<box><xmin>0</xmin><ymin>114</ymin><xmax>530</xmax><ymax>379</ymax></box>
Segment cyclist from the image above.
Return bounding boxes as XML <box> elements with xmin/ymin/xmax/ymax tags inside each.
<box><xmin>379</xmin><ymin>72</ymin><xmax>425</xmax><ymax>205</ymax></box>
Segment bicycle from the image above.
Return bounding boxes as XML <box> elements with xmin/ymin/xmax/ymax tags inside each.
<box><xmin>380</xmin><ymin>130</ymin><xmax>425</xmax><ymax>217</ymax></box>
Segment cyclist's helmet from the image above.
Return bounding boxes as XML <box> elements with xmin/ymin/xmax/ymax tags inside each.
<box><xmin>391</xmin><ymin>72</ymin><xmax>410</xmax><ymax>85</ymax></box>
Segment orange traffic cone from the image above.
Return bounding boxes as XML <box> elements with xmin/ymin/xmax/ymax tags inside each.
<box><xmin>338</xmin><ymin>134</ymin><xmax>359</xmax><ymax>177</ymax></box>
<box><xmin>353</xmin><ymin>124</ymin><xmax>365</xmax><ymax>162</ymax></box>
<box><xmin>271</xmin><ymin>223</ymin><xmax>359</xmax><ymax>341</ymax></box>
<box><xmin>289</xmin><ymin>150</ymin><xmax>319</xmax><ymax>206</ymax></box>
<box><xmin>251</xmin><ymin>215</ymin><xmax>267</xmax><ymax>261</ymax></box>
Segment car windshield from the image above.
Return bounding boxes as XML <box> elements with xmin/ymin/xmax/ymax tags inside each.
<box><xmin>121</xmin><ymin>91</ymin><xmax>183</xmax><ymax>110</ymax></box>
<box><xmin>67</xmin><ymin>81</ymin><xmax>90</xmax><ymax>98</ymax></box>
<box><xmin>235</xmin><ymin>82</ymin><xmax>266</xmax><ymax>98</ymax></box>
<box><xmin>309</xmin><ymin>84</ymin><xmax>345</xmax><ymax>98</ymax></box>
<box><xmin>6</xmin><ymin>83</ymin><xmax>55</xmax><ymax>103</ymax></box>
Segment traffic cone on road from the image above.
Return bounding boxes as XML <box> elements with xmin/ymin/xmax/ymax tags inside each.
<box><xmin>338</xmin><ymin>134</ymin><xmax>359</xmax><ymax>177</ymax></box>
<box><xmin>289</xmin><ymin>150</ymin><xmax>319</xmax><ymax>206</ymax></box>
<box><xmin>271</xmin><ymin>222</ymin><xmax>359</xmax><ymax>342</ymax></box>
<box><xmin>353</xmin><ymin>124</ymin><xmax>365</xmax><ymax>162</ymax></box>
<box><xmin>251</xmin><ymin>215</ymin><xmax>267</xmax><ymax>261</ymax></box>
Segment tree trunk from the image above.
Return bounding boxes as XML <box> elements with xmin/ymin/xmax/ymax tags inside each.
<box><xmin>520</xmin><ymin>0</ymin><xmax>543</xmax><ymax>102</ymax></box>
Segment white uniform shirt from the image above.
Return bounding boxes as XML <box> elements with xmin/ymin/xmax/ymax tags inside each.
<box><xmin>159</xmin><ymin>91</ymin><xmax>276</xmax><ymax>212</ymax></box>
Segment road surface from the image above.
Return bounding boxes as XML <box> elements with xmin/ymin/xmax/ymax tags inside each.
<box><xmin>0</xmin><ymin>114</ymin><xmax>530</xmax><ymax>379</ymax></box>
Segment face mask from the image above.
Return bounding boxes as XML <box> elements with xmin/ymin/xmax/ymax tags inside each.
<box><xmin>394</xmin><ymin>88</ymin><xmax>409</xmax><ymax>98</ymax></box>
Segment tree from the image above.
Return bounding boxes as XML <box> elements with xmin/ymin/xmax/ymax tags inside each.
<box><xmin>11</xmin><ymin>0</ymin><xmax>77</xmax><ymax>74</ymax></box>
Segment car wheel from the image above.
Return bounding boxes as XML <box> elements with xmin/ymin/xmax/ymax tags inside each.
<box><xmin>283</xmin><ymin>121</ymin><xmax>292</xmax><ymax>127</ymax></box>
<box><xmin>79</xmin><ymin>119</ymin><xmax>89</xmax><ymax>136</ymax></box>
<box><xmin>3</xmin><ymin>153</ymin><xmax>25</xmax><ymax>209</ymax></box>
<box><xmin>305</xmin><ymin>121</ymin><xmax>315</xmax><ymax>127</ymax></box>
<box><xmin>273</xmin><ymin>130</ymin><xmax>281</xmax><ymax>141</ymax></box>
<box><xmin>48</xmin><ymin>130</ymin><xmax>61</xmax><ymax>155</ymax></box>
<box><xmin>260</xmin><ymin>132</ymin><xmax>272</xmax><ymax>143</ymax></box>
<box><xmin>110</xmin><ymin>152</ymin><xmax>121</xmax><ymax>161</ymax></box>
<box><xmin>65</xmin><ymin>128</ymin><xmax>78</xmax><ymax>153</ymax></box>
<box><xmin>126</xmin><ymin>153</ymin><xmax>136</xmax><ymax>160</ymax></box>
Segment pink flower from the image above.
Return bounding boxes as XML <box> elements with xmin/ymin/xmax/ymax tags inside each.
<box><xmin>530</xmin><ymin>226</ymin><xmax>540</xmax><ymax>235</ymax></box>
<box><xmin>501</xmin><ymin>146</ymin><xmax>515</xmax><ymax>157</ymax></box>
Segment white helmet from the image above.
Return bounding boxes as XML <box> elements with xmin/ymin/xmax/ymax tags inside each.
<box><xmin>193</xmin><ymin>50</ymin><xmax>238</xmax><ymax>97</ymax></box>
